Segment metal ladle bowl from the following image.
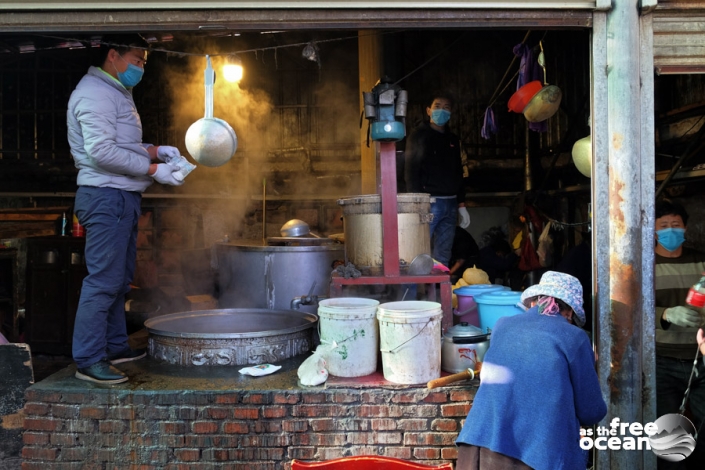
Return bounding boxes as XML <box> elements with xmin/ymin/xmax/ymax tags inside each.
<box><xmin>280</xmin><ymin>219</ymin><xmax>312</xmax><ymax>237</ymax></box>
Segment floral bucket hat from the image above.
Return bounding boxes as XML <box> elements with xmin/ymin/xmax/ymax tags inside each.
<box><xmin>520</xmin><ymin>271</ymin><xmax>586</xmax><ymax>327</ymax></box>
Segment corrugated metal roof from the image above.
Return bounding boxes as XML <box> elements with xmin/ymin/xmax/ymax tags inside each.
<box><xmin>654</xmin><ymin>11</ymin><xmax>705</xmax><ymax>74</ymax></box>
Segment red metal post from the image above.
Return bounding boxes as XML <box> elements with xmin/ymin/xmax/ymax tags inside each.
<box><xmin>379</xmin><ymin>141</ymin><xmax>400</xmax><ymax>277</ymax></box>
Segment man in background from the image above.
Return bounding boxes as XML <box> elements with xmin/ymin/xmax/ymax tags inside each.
<box><xmin>654</xmin><ymin>199</ymin><xmax>705</xmax><ymax>469</ymax></box>
<box><xmin>405</xmin><ymin>92</ymin><xmax>469</xmax><ymax>267</ymax></box>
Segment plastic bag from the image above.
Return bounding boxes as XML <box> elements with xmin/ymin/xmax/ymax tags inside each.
<box><xmin>238</xmin><ymin>364</ymin><xmax>282</xmax><ymax>376</ymax></box>
<box><xmin>536</xmin><ymin>222</ymin><xmax>554</xmax><ymax>267</ymax></box>
<box><xmin>297</xmin><ymin>343</ymin><xmax>336</xmax><ymax>386</ymax></box>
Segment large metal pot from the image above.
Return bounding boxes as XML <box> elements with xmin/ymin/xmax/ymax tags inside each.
<box><xmin>441</xmin><ymin>322</ymin><xmax>490</xmax><ymax>373</ymax></box>
<box><xmin>217</xmin><ymin>240</ymin><xmax>344</xmax><ymax>314</ymax></box>
<box><xmin>145</xmin><ymin>308</ymin><xmax>317</xmax><ymax>366</ymax></box>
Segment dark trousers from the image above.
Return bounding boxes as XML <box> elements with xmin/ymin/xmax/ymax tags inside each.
<box><xmin>456</xmin><ymin>444</ymin><xmax>533</xmax><ymax>470</ymax></box>
<box><xmin>72</xmin><ymin>186</ymin><xmax>141</xmax><ymax>368</ymax></box>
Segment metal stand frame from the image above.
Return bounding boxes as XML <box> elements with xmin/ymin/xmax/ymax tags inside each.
<box><xmin>330</xmin><ymin>141</ymin><xmax>453</xmax><ymax>331</ymax></box>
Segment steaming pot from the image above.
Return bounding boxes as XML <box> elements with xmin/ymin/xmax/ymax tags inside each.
<box><xmin>185</xmin><ymin>55</ymin><xmax>238</xmax><ymax>167</ymax></box>
<box><xmin>441</xmin><ymin>322</ymin><xmax>490</xmax><ymax>373</ymax></box>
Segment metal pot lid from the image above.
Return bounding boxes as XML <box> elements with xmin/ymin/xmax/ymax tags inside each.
<box><xmin>444</xmin><ymin>322</ymin><xmax>485</xmax><ymax>338</ymax></box>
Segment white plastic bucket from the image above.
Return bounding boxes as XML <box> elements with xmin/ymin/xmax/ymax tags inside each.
<box><xmin>376</xmin><ymin>301</ymin><xmax>442</xmax><ymax>384</ymax></box>
<box><xmin>318</xmin><ymin>297</ymin><xmax>380</xmax><ymax>377</ymax></box>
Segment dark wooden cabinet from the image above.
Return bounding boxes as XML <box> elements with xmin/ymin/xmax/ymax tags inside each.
<box><xmin>0</xmin><ymin>248</ymin><xmax>18</xmax><ymax>340</ymax></box>
<box><xmin>25</xmin><ymin>236</ymin><xmax>87</xmax><ymax>355</ymax></box>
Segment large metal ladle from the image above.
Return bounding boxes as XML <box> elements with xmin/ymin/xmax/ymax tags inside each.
<box><xmin>185</xmin><ymin>55</ymin><xmax>238</xmax><ymax>167</ymax></box>
<box><xmin>280</xmin><ymin>219</ymin><xmax>320</xmax><ymax>238</ymax></box>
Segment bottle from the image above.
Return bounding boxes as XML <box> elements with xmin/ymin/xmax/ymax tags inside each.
<box><xmin>685</xmin><ymin>273</ymin><xmax>705</xmax><ymax>309</ymax></box>
<box><xmin>72</xmin><ymin>214</ymin><xmax>85</xmax><ymax>237</ymax></box>
<box><xmin>60</xmin><ymin>212</ymin><xmax>67</xmax><ymax>236</ymax></box>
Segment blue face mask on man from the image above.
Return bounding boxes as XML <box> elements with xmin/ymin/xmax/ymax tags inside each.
<box><xmin>431</xmin><ymin>109</ymin><xmax>451</xmax><ymax>126</ymax></box>
<box><xmin>656</xmin><ymin>227</ymin><xmax>686</xmax><ymax>252</ymax></box>
<box><xmin>115</xmin><ymin>55</ymin><xmax>144</xmax><ymax>88</ymax></box>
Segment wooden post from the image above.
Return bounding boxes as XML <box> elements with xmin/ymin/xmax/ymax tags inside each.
<box><xmin>358</xmin><ymin>31</ymin><xmax>382</xmax><ymax>195</ymax></box>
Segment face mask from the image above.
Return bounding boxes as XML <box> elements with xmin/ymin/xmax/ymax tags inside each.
<box><xmin>656</xmin><ymin>227</ymin><xmax>686</xmax><ymax>252</ymax></box>
<box><xmin>115</xmin><ymin>55</ymin><xmax>144</xmax><ymax>88</ymax></box>
<box><xmin>431</xmin><ymin>109</ymin><xmax>451</xmax><ymax>126</ymax></box>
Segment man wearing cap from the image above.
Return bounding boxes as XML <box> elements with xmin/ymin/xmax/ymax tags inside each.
<box><xmin>455</xmin><ymin>271</ymin><xmax>606</xmax><ymax>470</ymax></box>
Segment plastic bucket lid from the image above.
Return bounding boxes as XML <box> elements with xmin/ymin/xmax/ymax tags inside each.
<box><xmin>376</xmin><ymin>301</ymin><xmax>443</xmax><ymax>323</ymax></box>
<box><xmin>318</xmin><ymin>297</ymin><xmax>380</xmax><ymax>319</ymax></box>
<box><xmin>454</xmin><ymin>284</ymin><xmax>507</xmax><ymax>298</ymax></box>
<box><xmin>474</xmin><ymin>291</ymin><xmax>523</xmax><ymax>305</ymax></box>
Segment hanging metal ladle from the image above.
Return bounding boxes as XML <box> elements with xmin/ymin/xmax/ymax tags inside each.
<box><xmin>185</xmin><ymin>55</ymin><xmax>238</xmax><ymax>167</ymax></box>
<box><xmin>523</xmin><ymin>41</ymin><xmax>562</xmax><ymax>123</ymax></box>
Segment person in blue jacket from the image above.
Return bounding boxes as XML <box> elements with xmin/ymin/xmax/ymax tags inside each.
<box><xmin>456</xmin><ymin>271</ymin><xmax>606</xmax><ymax>470</ymax></box>
<box><xmin>67</xmin><ymin>34</ymin><xmax>185</xmax><ymax>384</ymax></box>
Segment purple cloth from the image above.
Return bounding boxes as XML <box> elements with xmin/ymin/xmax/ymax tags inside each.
<box><xmin>481</xmin><ymin>106</ymin><xmax>497</xmax><ymax>140</ymax></box>
<box><xmin>513</xmin><ymin>42</ymin><xmax>548</xmax><ymax>132</ymax></box>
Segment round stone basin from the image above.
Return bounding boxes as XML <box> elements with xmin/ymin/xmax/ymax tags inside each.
<box><xmin>144</xmin><ymin>308</ymin><xmax>318</xmax><ymax>366</ymax></box>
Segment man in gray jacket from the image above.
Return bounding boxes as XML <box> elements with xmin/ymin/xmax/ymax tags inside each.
<box><xmin>67</xmin><ymin>34</ymin><xmax>183</xmax><ymax>384</ymax></box>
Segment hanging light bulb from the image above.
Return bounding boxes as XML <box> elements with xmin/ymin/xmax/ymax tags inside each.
<box><xmin>223</xmin><ymin>54</ymin><xmax>243</xmax><ymax>83</ymax></box>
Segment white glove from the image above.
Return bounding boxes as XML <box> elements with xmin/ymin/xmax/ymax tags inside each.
<box><xmin>458</xmin><ymin>207</ymin><xmax>471</xmax><ymax>228</ymax></box>
<box><xmin>151</xmin><ymin>163</ymin><xmax>184</xmax><ymax>186</ymax></box>
<box><xmin>156</xmin><ymin>145</ymin><xmax>181</xmax><ymax>163</ymax></box>
<box><xmin>663</xmin><ymin>306</ymin><xmax>703</xmax><ymax>327</ymax></box>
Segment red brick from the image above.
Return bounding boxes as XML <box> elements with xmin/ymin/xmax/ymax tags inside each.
<box><xmin>391</xmin><ymin>391</ymin><xmax>424</xmax><ymax>403</ymax></box>
<box><xmin>24</xmin><ymin>390</ymin><xmax>61</xmax><ymax>403</ymax></box>
<box><xmin>450</xmin><ymin>389</ymin><xmax>474</xmax><ymax>402</ymax></box>
<box><xmin>24</xmin><ymin>418</ymin><xmax>62</xmax><ymax>432</ymax></box>
<box><xmin>402</xmin><ymin>405</ymin><xmax>439</xmax><ymax>418</ymax></box>
<box><xmin>335</xmin><ymin>418</ymin><xmax>369</xmax><ymax>432</ymax></box>
<box><xmin>283</xmin><ymin>419</ymin><xmax>310</xmax><ymax>433</ymax></box>
<box><xmin>273</xmin><ymin>392</ymin><xmax>300</xmax><ymax>404</ymax></box>
<box><xmin>24</xmin><ymin>402</ymin><xmax>50</xmax><ymax>416</ymax></box>
<box><xmin>431</xmin><ymin>418</ymin><xmax>458</xmax><ymax>432</ymax></box>
<box><xmin>214</xmin><ymin>394</ymin><xmax>240</xmax><ymax>404</ymax></box>
<box><xmin>49</xmin><ymin>433</ymin><xmax>80</xmax><ymax>446</ymax></box>
<box><xmin>241</xmin><ymin>434</ymin><xmax>290</xmax><ymax>447</ymax></box>
<box><xmin>301</xmin><ymin>392</ymin><xmax>327</xmax><ymax>404</ymax></box>
<box><xmin>233</xmin><ymin>407</ymin><xmax>259</xmax><ymax>419</ymax></box>
<box><xmin>413</xmin><ymin>448</ymin><xmax>440</xmax><ymax>460</ymax></box>
<box><xmin>375</xmin><ymin>432</ymin><xmax>403</xmax><ymax>444</ymax></box>
<box><xmin>60</xmin><ymin>393</ymin><xmax>91</xmax><ymax>404</ymax></box>
<box><xmin>202</xmin><ymin>448</ymin><xmax>229</xmax><ymax>461</ymax></box>
<box><xmin>241</xmin><ymin>393</ymin><xmax>270</xmax><ymax>404</ymax></box>
<box><xmin>404</xmin><ymin>432</ymin><xmax>457</xmax><ymax>446</ymax></box>
<box><xmin>371</xmin><ymin>418</ymin><xmax>397</xmax><ymax>431</ymax></box>
<box><xmin>21</xmin><ymin>446</ymin><xmax>59</xmax><ymax>461</ymax></box>
<box><xmin>160</xmin><ymin>421</ymin><xmax>187</xmax><ymax>434</ymax></box>
<box><xmin>308</xmin><ymin>418</ymin><xmax>334</xmax><ymax>432</ymax></box>
<box><xmin>291</xmin><ymin>433</ymin><xmax>345</xmax><ymax>446</ymax></box>
<box><xmin>262</xmin><ymin>405</ymin><xmax>287</xmax><ymax>418</ymax></box>
<box><xmin>174</xmin><ymin>449</ymin><xmax>201</xmax><ymax>461</ymax></box>
<box><xmin>287</xmin><ymin>446</ymin><xmax>316</xmax><ymax>460</ymax></box>
<box><xmin>79</xmin><ymin>406</ymin><xmax>107</xmax><ymax>419</ymax></box>
<box><xmin>229</xmin><ymin>448</ymin><xmax>285</xmax><ymax>460</ymax></box>
<box><xmin>252</xmin><ymin>420</ymin><xmax>282</xmax><ymax>433</ymax></box>
<box><xmin>22</xmin><ymin>432</ymin><xmax>49</xmax><ymax>445</ymax></box>
<box><xmin>441</xmin><ymin>446</ymin><xmax>459</xmax><ymax>459</ymax></box>
<box><xmin>397</xmin><ymin>419</ymin><xmax>429</xmax><ymax>431</ymax></box>
<box><xmin>61</xmin><ymin>447</ymin><xmax>88</xmax><ymax>461</ymax></box>
<box><xmin>440</xmin><ymin>403</ymin><xmax>470</xmax><ymax>417</ymax></box>
<box><xmin>109</xmin><ymin>406</ymin><xmax>136</xmax><ymax>420</ymax></box>
<box><xmin>332</xmin><ymin>391</ymin><xmax>360</xmax><ymax>403</ymax></box>
<box><xmin>357</xmin><ymin>405</ymin><xmax>404</xmax><ymax>418</ymax></box>
<box><xmin>205</xmin><ymin>407</ymin><xmax>230</xmax><ymax>419</ymax></box>
<box><xmin>99</xmin><ymin>420</ymin><xmax>127</xmax><ymax>434</ymax></box>
<box><xmin>423</xmin><ymin>392</ymin><xmax>449</xmax><ymax>403</ymax></box>
<box><xmin>192</xmin><ymin>421</ymin><xmax>219</xmax><ymax>434</ymax></box>
<box><xmin>223</xmin><ymin>421</ymin><xmax>249</xmax><ymax>434</ymax></box>
<box><xmin>383</xmin><ymin>447</ymin><xmax>412</xmax><ymax>460</ymax></box>
<box><xmin>50</xmin><ymin>403</ymin><xmax>79</xmax><ymax>419</ymax></box>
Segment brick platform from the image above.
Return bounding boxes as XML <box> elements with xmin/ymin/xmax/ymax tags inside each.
<box><xmin>22</xmin><ymin>356</ymin><xmax>476</xmax><ymax>469</ymax></box>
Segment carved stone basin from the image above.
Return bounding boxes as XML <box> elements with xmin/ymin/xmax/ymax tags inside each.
<box><xmin>144</xmin><ymin>309</ymin><xmax>317</xmax><ymax>366</ymax></box>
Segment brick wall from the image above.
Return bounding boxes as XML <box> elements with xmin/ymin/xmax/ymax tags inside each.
<box><xmin>22</xmin><ymin>386</ymin><xmax>474</xmax><ymax>469</ymax></box>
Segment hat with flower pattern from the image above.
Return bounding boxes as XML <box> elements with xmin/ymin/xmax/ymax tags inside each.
<box><xmin>520</xmin><ymin>271</ymin><xmax>586</xmax><ymax>327</ymax></box>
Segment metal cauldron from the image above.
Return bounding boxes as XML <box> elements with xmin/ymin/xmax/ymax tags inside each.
<box><xmin>145</xmin><ymin>308</ymin><xmax>317</xmax><ymax>366</ymax></box>
<box><xmin>216</xmin><ymin>240</ymin><xmax>344</xmax><ymax>314</ymax></box>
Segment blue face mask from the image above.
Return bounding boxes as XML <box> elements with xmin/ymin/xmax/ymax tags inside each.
<box><xmin>656</xmin><ymin>227</ymin><xmax>686</xmax><ymax>252</ymax></box>
<box><xmin>116</xmin><ymin>55</ymin><xmax>144</xmax><ymax>88</ymax></box>
<box><xmin>431</xmin><ymin>109</ymin><xmax>451</xmax><ymax>126</ymax></box>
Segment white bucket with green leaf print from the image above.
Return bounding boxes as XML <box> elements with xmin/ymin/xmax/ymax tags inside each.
<box><xmin>317</xmin><ymin>297</ymin><xmax>380</xmax><ymax>377</ymax></box>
